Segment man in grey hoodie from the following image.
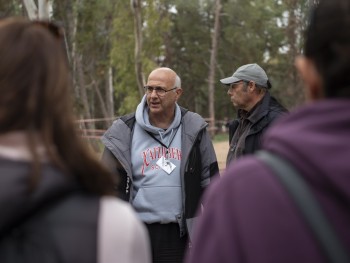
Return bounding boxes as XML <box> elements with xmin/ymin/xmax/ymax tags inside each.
<box><xmin>101</xmin><ymin>67</ymin><xmax>219</xmax><ymax>263</ymax></box>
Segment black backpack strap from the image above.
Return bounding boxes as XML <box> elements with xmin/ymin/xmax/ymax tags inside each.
<box><xmin>256</xmin><ymin>150</ymin><xmax>349</xmax><ymax>263</ymax></box>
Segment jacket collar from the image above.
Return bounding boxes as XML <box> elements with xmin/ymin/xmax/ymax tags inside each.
<box><xmin>238</xmin><ymin>92</ymin><xmax>271</xmax><ymax>124</ymax></box>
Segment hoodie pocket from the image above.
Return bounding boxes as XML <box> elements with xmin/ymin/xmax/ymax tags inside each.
<box><xmin>132</xmin><ymin>186</ymin><xmax>182</xmax><ymax>221</ymax></box>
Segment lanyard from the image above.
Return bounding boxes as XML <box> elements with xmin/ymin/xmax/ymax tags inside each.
<box><xmin>146</xmin><ymin>128</ymin><xmax>179</xmax><ymax>158</ymax></box>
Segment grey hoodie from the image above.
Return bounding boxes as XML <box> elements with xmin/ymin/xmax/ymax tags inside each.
<box><xmin>131</xmin><ymin>95</ymin><xmax>183</xmax><ymax>224</ymax></box>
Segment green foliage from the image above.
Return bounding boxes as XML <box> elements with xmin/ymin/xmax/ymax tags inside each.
<box><xmin>213</xmin><ymin>132</ymin><xmax>229</xmax><ymax>143</ymax></box>
<box><xmin>6</xmin><ymin>0</ymin><xmax>312</xmax><ymax>123</ymax></box>
<box><xmin>111</xmin><ymin>0</ymin><xmax>174</xmax><ymax>115</ymax></box>
<box><xmin>110</xmin><ymin>0</ymin><xmax>310</xmax><ymax>118</ymax></box>
<box><xmin>211</xmin><ymin>0</ymin><xmax>282</xmax><ymax>120</ymax></box>
<box><xmin>0</xmin><ymin>0</ymin><xmax>24</xmax><ymax>17</ymax></box>
<box><xmin>143</xmin><ymin>0</ymin><xmax>172</xmax><ymax>69</ymax></box>
<box><xmin>165</xmin><ymin>0</ymin><xmax>212</xmax><ymax>116</ymax></box>
<box><xmin>110</xmin><ymin>1</ymin><xmax>139</xmax><ymax>115</ymax></box>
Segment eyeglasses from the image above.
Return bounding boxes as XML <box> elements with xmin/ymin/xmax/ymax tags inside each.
<box><xmin>228</xmin><ymin>80</ymin><xmax>249</xmax><ymax>90</ymax></box>
<box><xmin>144</xmin><ymin>86</ymin><xmax>177</xmax><ymax>96</ymax></box>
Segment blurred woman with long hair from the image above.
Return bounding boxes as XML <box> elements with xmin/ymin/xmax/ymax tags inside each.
<box><xmin>0</xmin><ymin>17</ymin><xmax>150</xmax><ymax>263</ymax></box>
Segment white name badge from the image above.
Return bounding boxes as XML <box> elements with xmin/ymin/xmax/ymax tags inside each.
<box><xmin>157</xmin><ymin>156</ymin><xmax>176</xmax><ymax>175</ymax></box>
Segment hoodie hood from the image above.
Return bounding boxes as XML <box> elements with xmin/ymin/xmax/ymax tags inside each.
<box><xmin>135</xmin><ymin>95</ymin><xmax>182</xmax><ymax>146</ymax></box>
<box><xmin>262</xmin><ymin>99</ymin><xmax>350</xmax><ymax>198</ymax></box>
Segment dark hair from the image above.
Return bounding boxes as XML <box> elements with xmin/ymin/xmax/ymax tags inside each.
<box><xmin>0</xmin><ymin>17</ymin><xmax>114</xmax><ymax>195</ymax></box>
<box><xmin>305</xmin><ymin>0</ymin><xmax>350</xmax><ymax>98</ymax></box>
<box><xmin>255</xmin><ymin>83</ymin><xmax>268</xmax><ymax>93</ymax></box>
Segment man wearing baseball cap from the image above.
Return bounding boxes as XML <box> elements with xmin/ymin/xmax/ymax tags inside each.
<box><xmin>221</xmin><ymin>63</ymin><xmax>287</xmax><ymax>166</ymax></box>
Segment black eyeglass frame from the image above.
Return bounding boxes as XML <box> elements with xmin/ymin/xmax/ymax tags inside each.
<box><xmin>143</xmin><ymin>86</ymin><xmax>177</xmax><ymax>96</ymax></box>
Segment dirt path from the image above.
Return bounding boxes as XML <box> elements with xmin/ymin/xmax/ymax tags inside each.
<box><xmin>213</xmin><ymin>140</ymin><xmax>229</xmax><ymax>172</ymax></box>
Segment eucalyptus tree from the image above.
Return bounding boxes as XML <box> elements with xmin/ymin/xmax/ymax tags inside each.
<box><xmin>131</xmin><ymin>0</ymin><xmax>144</xmax><ymax>97</ymax></box>
<box><xmin>164</xmin><ymin>0</ymin><xmax>212</xmax><ymax>114</ymax></box>
<box><xmin>214</xmin><ymin>0</ymin><xmax>285</xmax><ymax>119</ymax></box>
<box><xmin>208</xmin><ymin>0</ymin><xmax>222</xmax><ymax>136</ymax></box>
<box><xmin>110</xmin><ymin>0</ymin><xmax>172</xmax><ymax>115</ymax></box>
<box><xmin>281</xmin><ymin>0</ymin><xmax>308</xmax><ymax>108</ymax></box>
<box><xmin>22</xmin><ymin>0</ymin><xmax>51</xmax><ymax>19</ymax></box>
<box><xmin>266</xmin><ymin>0</ymin><xmax>310</xmax><ymax>109</ymax></box>
<box><xmin>216</xmin><ymin>0</ymin><xmax>312</xmax><ymax>116</ymax></box>
<box><xmin>110</xmin><ymin>0</ymin><xmax>142</xmax><ymax>115</ymax></box>
<box><xmin>50</xmin><ymin>0</ymin><xmax>117</xmax><ymax>146</ymax></box>
<box><xmin>3</xmin><ymin>0</ymin><xmax>313</xmax><ymax>127</ymax></box>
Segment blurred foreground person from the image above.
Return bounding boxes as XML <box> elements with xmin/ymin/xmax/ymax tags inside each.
<box><xmin>186</xmin><ymin>0</ymin><xmax>350</xmax><ymax>262</ymax></box>
<box><xmin>0</xmin><ymin>18</ymin><xmax>150</xmax><ymax>263</ymax></box>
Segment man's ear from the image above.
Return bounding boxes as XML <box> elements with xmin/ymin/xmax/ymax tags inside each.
<box><xmin>295</xmin><ymin>55</ymin><xmax>324</xmax><ymax>101</ymax></box>
<box><xmin>175</xmin><ymin>88</ymin><xmax>183</xmax><ymax>101</ymax></box>
<box><xmin>246</xmin><ymin>81</ymin><xmax>256</xmax><ymax>94</ymax></box>
<box><xmin>248</xmin><ymin>81</ymin><xmax>255</xmax><ymax>91</ymax></box>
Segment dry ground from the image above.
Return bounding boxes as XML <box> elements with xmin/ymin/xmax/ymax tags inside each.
<box><xmin>213</xmin><ymin>140</ymin><xmax>229</xmax><ymax>173</ymax></box>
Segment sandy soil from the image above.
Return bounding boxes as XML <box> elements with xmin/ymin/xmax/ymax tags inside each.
<box><xmin>213</xmin><ymin>140</ymin><xmax>229</xmax><ymax>173</ymax></box>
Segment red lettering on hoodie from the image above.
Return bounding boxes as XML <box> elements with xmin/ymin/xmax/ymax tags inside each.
<box><xmin>141</xmin><ymin>147</ymin><xmax>182</xmax><ymax>175</ymax></box>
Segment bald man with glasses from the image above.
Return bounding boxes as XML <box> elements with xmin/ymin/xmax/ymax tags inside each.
<box><xmin>101</xmin><ymin>67</ymin><xmax>219</xmax><ymax>263</ymax></box>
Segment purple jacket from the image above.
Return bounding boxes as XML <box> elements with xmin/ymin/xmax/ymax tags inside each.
<box><xmin>185</xmin><ymin>99</ymin><xmax>350</xmax><ymax>263</ymax></box>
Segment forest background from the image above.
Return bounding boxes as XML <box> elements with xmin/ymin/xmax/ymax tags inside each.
<box><xmin>1</xmin><ymin>0</ymin><xmax>318</xmax><ymax>143</ymax></box>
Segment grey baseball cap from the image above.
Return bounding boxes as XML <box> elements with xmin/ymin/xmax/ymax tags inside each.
<box><xmin>220</xmin><ymin>63</ymin><xmax>270</xmax><ymax>88</ymax></box>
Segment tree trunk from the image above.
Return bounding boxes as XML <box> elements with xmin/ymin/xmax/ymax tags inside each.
<box><xmin>71</xmin><ymin>0</ymin><xmax>81</xmax><ymax>100</ymax></box>
<box><xmin>76</xmin><ymin>55</ymin><xmax>100</xmax><ymax>150</ymax></box>
<box><xmin>208</xmin><ymin>0</ymin><xmax>222</xmax><ymax>138</ymax></box>
<box><xmin>22</xmin><ymin>0</ymin><xmax>38</xmax><ymax>19</ymax></box>
<box><xmin>92</xmin><ymin>78</ymin><xmax>110</xmax><ymax>127</ymax></box>
<box><xmin>77</xmin><ymin>55</ymin><xmax>92</xmax><ymax>124</ymax></box>
<box><xmin>106</xmin><ymin>66</ymin><xmax>114</xmax><ymax>118</ymax></box>
<box><xmin>285</xmin><ymin>0</ymin><xmax>304</xmax><ymax>106</ymax></box>
<box><xmin>38</xmin><ymin>0</ymin><xmax>50</xmax><ymax>19</ymax></box>
<box><xmin>23</xmin><ymin>0</ymin><xmax>52</xmax><ymax>20</ymax></box>
<box><xmin>131</xmin><ymin>0</ymin><xmax>144</xmax><ymax>98</ymax></box>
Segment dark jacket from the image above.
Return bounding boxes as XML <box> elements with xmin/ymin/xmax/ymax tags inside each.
<box><xmin>101</xmin><ymin>107</ymin><xmax>219</xmax><ymax>240</ymax></box>
<box><xmin>227</xmin><ymin>93</ymin><xmax>287</xmax><ymax>164</ymax></box>
<box><xmin>0</xmin><ymin>158</ymin><xmax>99</xmax><ymax>263</ymax></box>
<box><xmin>186</xmin><ymin>100</ymin><xmax>350</xmax><ymax>263</ymax></box>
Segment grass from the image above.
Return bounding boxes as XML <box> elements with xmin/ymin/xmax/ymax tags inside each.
<box><xmin>213</xmin><ymin>132</ymin><xmax>229</xmax><ymax>143</ymax></box>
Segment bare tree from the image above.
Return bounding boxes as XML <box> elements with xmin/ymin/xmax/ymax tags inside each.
<box><xmin>131</xmin><ymin>0</ymin><xmax>144</xmax><ymax>98</ymax></box>
<box><xmin>22</xmin><ymin>0</ymin><xmax>38</xmax><ymax>19</ymax></box>
<box><xmin>38</xmin><ymin>0</ymin><xmax>50</xmax><ymax>19</ymax></box>
<box><xmin>208</xmin><ymin>0</ymin><xmax>222</xmax><ymax>137</ymax></box>
<box><xmin>285</xmin><ymin>0</ymin><xmax>304</xmax><ymax>106</ymax></box>
<box><xmin>22</xmin><ymin>0</ymin><xmax>51</xmax><ymax>19</ymax></box>
<box><xmin>106</xmin><ymin>67</ymin><xmax>114</xmax><ymax>118</ymax></box>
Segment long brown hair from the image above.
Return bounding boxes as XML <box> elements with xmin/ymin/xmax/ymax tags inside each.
<box><xmin>0</xmin><ymin>17</ymin><xmax>114</xmax><ymax>195</ymax></box>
